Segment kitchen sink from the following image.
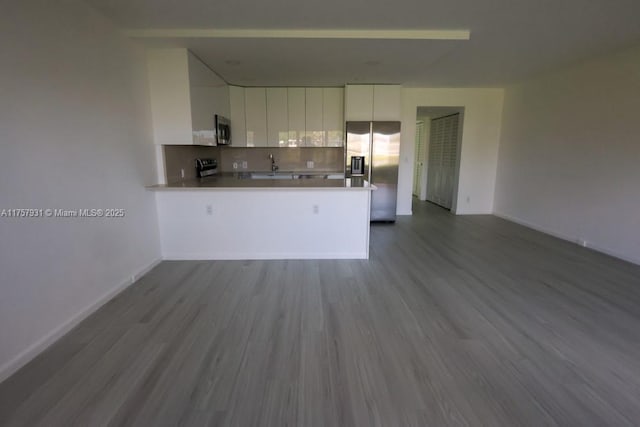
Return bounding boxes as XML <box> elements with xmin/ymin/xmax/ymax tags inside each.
<box><xmin>250</xmin><ymin>173</ymin><xmax>345</xmax><ymax>180</ymax></box>
<box><xmin>250</xmin><ymin>173</ymin><xmax>295</xmax><ymax>180</ymax></box>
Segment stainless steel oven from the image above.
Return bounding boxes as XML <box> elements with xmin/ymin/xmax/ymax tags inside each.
<box><xmin>195</xmin><ymin>158</ymin><xmax>218</xmax><ymax>178</ymax></box>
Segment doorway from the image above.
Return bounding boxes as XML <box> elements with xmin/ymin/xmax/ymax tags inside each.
<box><xmin>413</xmin><ymin>107</ymin><xmax>464</xmax><ymax>212</ymax></box>
<box><xmin>413</xmin><ymin>120</ymin><xmax>427</xmax><ymax>200</ymax></box>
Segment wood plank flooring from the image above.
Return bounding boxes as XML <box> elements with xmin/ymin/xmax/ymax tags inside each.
<box><xmin>1</xmin><ymin>199</ymin><xmax>640</xmax><ymax>426</ymax></box>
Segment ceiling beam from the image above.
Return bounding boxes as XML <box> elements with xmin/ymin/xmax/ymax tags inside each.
<box><xmin>122</xmin><ymin>29</ymin><xmax>470</xmax><ymax>40</ymax></box>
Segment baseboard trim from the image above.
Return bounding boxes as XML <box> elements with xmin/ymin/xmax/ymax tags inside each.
<box><xmin>162</xmin><ymin>252</ymin><xmax>368</xmax><ymax>260</ymax></box>
<box><xmin>455</xmin><ymin>210</ymin><xmax>494</xmax><ymax>215</ymax></box>
<box><xmin>493</xmin><ymin>211</ymin><xmax>640</xmax><ymax>266</ymax></box>
<box><xmin>0</xmin><ymin>257</ymin><xmax>162</xmax><ymax>384</ymax></box>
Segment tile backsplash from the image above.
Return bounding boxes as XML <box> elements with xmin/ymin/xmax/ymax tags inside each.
<box><xmin>163</xmin><ymin>145</ymin><xmax>219</xmax><ymax>183</ymax></box>
<box><xmin>163</xmin><ymin>145</ymin><xmax>345</xmax><ymax>182</ymax></box>
<box><xmin>218</xmin><ymin>147</ymin><xmax>344</xmax><ymax>173</ymax></box>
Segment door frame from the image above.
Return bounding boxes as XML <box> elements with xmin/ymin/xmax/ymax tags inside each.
<box><xmin>415</xmin><ymin>107</ymin><xmax>465</xmax><ymax>213</ymax></box>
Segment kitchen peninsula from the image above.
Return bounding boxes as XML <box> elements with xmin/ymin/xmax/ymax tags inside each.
<box><xmin>148</xmin><ymin>175</ymin><xmax>373</xmax><ymax>260</ymax></box>
<box><xmin>142</xmin><ymin>49</ymin><xmax>398</xmax><ymax>261</ymax></box>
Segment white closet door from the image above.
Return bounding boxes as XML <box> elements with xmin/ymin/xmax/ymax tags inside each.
<box><xmin>427</xmin><ymin>114</ymin><xmax>459</xmax><ymax>209</ymax></box>
<box><xmin>442</xmin><ymin>115</ymin><xmax>459</xmax><ymax>209</ymax></box>
<box><xmin>427</xmin><ymin>119</ymin><xmax>442</xmax><ymax>206</ymax></box>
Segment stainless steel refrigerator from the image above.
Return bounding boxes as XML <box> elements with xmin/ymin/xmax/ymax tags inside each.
<box><xmin>345</xmin><ymin>121</ymin><xmax>401</xmax><ymax>222</ymax></box>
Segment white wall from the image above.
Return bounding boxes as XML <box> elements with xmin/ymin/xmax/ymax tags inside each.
<box><xmin>0</xmin><ymin>0</ymin><xmax>161</xmax><ymax>380</ymax></box>
<box><xmin>399</xmin><ymin>88</ymin><xmax>504</xmax><ymax>214</ymax></box>
<box><xmin>494</xmin><ymin>45</ymin><xmax>640</xmax><ymax>265</ymax></box>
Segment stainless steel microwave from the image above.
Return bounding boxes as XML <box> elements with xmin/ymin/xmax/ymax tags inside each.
<box><xmin>215</xmin><ymin>115</ymin><xmax>231</xmax><ymax>145</ymax></box>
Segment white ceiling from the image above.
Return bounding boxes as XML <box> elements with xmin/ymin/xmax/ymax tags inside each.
<box><xmin>83</xmin><ymin>0</ymin><xmax>640</xmax><ymax>87</ymax></box>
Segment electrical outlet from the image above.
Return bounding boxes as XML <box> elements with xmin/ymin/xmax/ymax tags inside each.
<box><xmin>242</xmin><ymin>161</ymin><xmax>248</xmax><ymax>169</ymax></box>
<box><xmin>180</xmin><ymin>168</ymin><xmax>185</xmax><ymax>179</ymax></box>
<box><xmin>306</xmin><ymin>160</ymin><xmax>314</xmax><ymax>169</ymax></box>
<box><xmin>233</xmin><ymin>162</ymin><xmax>238</xmax><ymax>169</ymax></box>
<box><xmin>206</xmin><ymin>205</ymin><xmax>213</xmax><ymax>215</ymax></box>
<box><xmin>313</xmin><ymin>205</ymin><xmax>319</xmax><ymax>214</ymax></box>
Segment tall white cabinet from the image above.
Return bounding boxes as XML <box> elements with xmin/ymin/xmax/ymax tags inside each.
<box><xmin>266</xmin><ymin>88</ymin><xmax>288</xmax><ymax>146</ymax></box>
<box><xmin>287</xmin><ymin>88</ymin><xmax>306</xmax><ymax>147</ymax></box>
<box><xmin>244</xmin><ymin>88</ymin><xmax>268</xmax><ymax>147</ymax></box>
<box><xmin>146</xmin><ymin>48</ymin><xmax>230</xmax><ymax>145</ymax></box>
<box><xmin>305</xmin><ymin>88</ymin><xmax>324</xmax><ymax>146</ymax></box>
<box><xmin>323</xmin><ymin>88</ymin><xmax>345</xmax><ymax>147</ymax></box>
<box><xmin>229</xmin><ymin>85</ymin><xmax>246</xmax><ymax>146</ymax></box>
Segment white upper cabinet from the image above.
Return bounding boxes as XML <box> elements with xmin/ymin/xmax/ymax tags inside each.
<box><xmin>146</xmin><ymin>48</ymin><xmax>229</xmax><ymax>145</ymax></box>
<box><xmin>146</xmin><ymin>49</ymin><xmax>193</xmax><ymax>145</ymax></box>
<box><xmin>373</xmin><ymin>85</ymin><xmax>402</xmax><ymax>121</ymax></box>
<box><xmin>305</xmin><ymin>88</ymin><xmax>324</xmax><ymax>147</ymax></box>
<box><xmin>323</xmin><ymin>88</ymin><xmax>344</xmax><ymax>147</ymax></box>
<box><xmin>287</xmin><ymin>88</ymin><xmax>306</xmax><ymax>147</ymax></box>
<box><xmin>229</xmin><ymin>85</ymin><xmax>246</xmax><ymax>146</ymax></box>
<box><xmin>244</xmin><ymin>88</ymin><xmax>268</xmax><ymax>147</ymax></box>
<box><xmin>345</xmin><ymin>85</ymin><xmax>374</xmax><ymax>121</ymax></box>
<box><xmin>188</xmin><ymin>52</ymin><xmax>229</xmax><ymax>145</ymax></box>
<box><xmin>345</xmin><ymin>84</ymin><xmax>401</xmax><ymax>122</ymax></box>
<box><xmin>266</xmin><ymin>88</ymin><xmax>288</xmax><ymax>147</ymax></box>
<box><xmin>231</xmin><ymin>86</ymin><xmax>345</xmax><ymax>148</ymax></box>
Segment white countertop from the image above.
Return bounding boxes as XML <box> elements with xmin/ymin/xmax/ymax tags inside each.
<box><xmin>147</xmin><ymin>174</ymin><xmax>375</xmax><ymax>191</ymax></box>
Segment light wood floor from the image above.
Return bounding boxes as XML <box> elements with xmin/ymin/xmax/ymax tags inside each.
<box><xmin>2</xmin><ymin>200</ymin><xmax>640</xmax><ymax>426</ymax></box>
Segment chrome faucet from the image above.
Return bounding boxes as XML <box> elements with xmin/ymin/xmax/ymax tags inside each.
<box><xmin>269</xmin><ymin>153</ymin><xmax>279</xmax><ymax>173</ymax></box>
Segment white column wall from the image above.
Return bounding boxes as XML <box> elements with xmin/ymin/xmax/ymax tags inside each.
<box><xmin>399</xmin><ymin>88</ymin><xmax>504</xmax><ymax>215</ymax></box>
<box><xmin>0</xmin><ymin>1</ymin><xmax>161</xmax><ymax>380</ymax></box>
